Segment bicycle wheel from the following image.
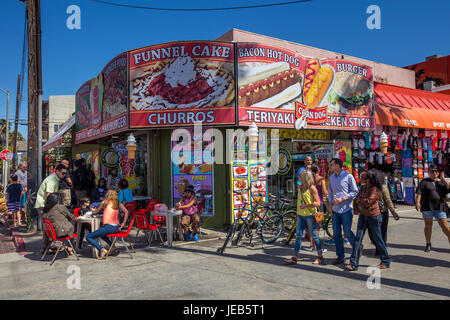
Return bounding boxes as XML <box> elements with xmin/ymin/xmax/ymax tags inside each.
<box><xmin>282</xmin><ymin>209</ymin><xmax>297</xmax><ymax>237</ymax></box>
<box><xmin>261</xmin><ymin>214</ymin><xmax>284</xmax><ymax>243</ymax></box>
<box><xmin>217</xmin><ymin>223</ymin><xmax>238</xmax><ymax>255</ymax></box>
<box><xmin>232</xmin><ymin>221</ymin><xmax>248</xmax><ymax>246</ymax></box>
<box><xmin>324</xmin><ymin>216</ymin><xmax>333</xmax><ymax>238</ymax></box>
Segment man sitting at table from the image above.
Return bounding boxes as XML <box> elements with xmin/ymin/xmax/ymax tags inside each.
<box><xmin>176</xmin><ymin>185</ymin><xmax>201</xmax><ymax>242</ymax></box>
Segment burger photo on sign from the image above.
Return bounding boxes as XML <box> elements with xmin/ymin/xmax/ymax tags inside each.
<box><xmin>326</xmin><ymin>72</ymin><xmax>373</xmax><ymax>115</ymax></box>
<box><xmin>238</xmin><ymin>61</ymin><xmax>304</xmax><ymax>110</ymax></box>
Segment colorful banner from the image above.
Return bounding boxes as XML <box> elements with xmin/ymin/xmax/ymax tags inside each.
<box><xmin>334</xmin><ymin>140</ymin><xmax>353</xmax><ymax>174</ymax></box>
<box><xmin>237</xmin><ymin>43</ymin><xmax>304</xmax><ymax>128</ymax></box>
<box><xmin>129</xmin><ymin>41</ymin><xmax>236</xmax><ymax>128</ymax></box>
<box><xmin>171</xmin><ymin>128</ymin><xmax>214</xmax><ymax>217</ymax></box>
<box><xmin>75</xmin><ymin>53</ymin><xmax>129</xmax><ymax>144</ymax></box>
<box><xmin>230</xmin><ymin>131</ymin><xmax>267</xmax><ymax>223</ymax></box>
<box><xmin>112</xmin><ymin>141</ymin><xmax>145</xmax><ymax>195</ymax></box>
<box><xmin>237</xmin><ymin>43</ymin><xmax>374</xmax><ymax>131</ymax></box>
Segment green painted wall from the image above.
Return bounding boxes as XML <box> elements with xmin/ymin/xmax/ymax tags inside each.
<box><xmin>150</xmin><ymin>129</ymin><xmax>231</xmax><ymax>231</ymax></box>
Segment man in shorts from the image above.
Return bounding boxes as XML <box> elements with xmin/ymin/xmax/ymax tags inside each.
<box><xmin>416</xmin><ymin>164</ymin><xmax>450</xmax><ymax>252</ymax></box>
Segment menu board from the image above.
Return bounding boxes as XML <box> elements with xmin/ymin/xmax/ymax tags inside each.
<box><xmin>230</xmin><ymin>131</ymin><xmax>267</xmax><ymax>223</ymax></box>
<box><xmin>172</xmin><ymin>128</ymin><xmax>214</xmax><ymax>217</ymax></box>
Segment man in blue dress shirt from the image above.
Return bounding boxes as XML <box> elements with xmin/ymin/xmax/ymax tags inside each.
<box><xmin>328</xmin><ymin>157</ymin><xmax>359</xmax><ymax>265</ymax></box>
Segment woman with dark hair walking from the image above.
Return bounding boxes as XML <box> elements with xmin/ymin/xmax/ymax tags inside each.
<box><xmin>345</xmin><ymin>170</ymin><xmax>390</xmax><ymax>271</ymax></box>
<box><xmin>367</xmin><ymin>169</ymin><xmax>400</xmax><ymax>256</ymax></box>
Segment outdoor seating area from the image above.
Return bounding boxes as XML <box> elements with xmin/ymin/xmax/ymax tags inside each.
<box><xmin>40</xmin><ymin>199</ymin><xmax>203</xmax><ymax>264</ymax></box>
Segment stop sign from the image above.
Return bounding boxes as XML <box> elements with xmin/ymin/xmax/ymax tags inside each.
<box><xmin>0</xmin><ymin>150</ymin><xmax>13</xmax><ymax>161</ymax></box>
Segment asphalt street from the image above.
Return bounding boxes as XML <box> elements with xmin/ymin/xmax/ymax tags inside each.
<box><xmin>0</xmin><ymin>205</ymin><xmax>449</xmax><ymax>300</ymax></box>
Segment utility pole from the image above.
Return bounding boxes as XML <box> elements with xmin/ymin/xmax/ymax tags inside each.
<box><xmin>25</xmin><ymin>0</ymin><xmax>43</xmax><ymax>194</ymax></box>
<box><xmin>0</xmin><ymin>88</ymin><xmax>10</xmax><ymax>189</ymax></box>
<box><xmin>12</xmin><ymin>74</ymin><xmax>21</xmax><ymax>172</ymax></box>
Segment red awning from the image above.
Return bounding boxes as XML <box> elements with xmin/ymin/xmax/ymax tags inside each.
<box><xmin>375</xmin><ymin>82</ymin><xmax>450</xmax><ymax>130</ymax></box>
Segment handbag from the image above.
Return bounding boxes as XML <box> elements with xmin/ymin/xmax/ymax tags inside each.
<box><xmin>299</xmin><ymin>188</ymin><xmax>324</xmax><ymax>224</ymax></box>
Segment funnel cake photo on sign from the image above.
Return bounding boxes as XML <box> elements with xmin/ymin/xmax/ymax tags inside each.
<box><xmin>130</xmin><ymin>55</ymin><xmax>235</xmax><ymax>110</ymax></box>
<box><xmin>238</xmin><ymin>61</ymin><xmax>304</xmax><ymax>110</ymax></box>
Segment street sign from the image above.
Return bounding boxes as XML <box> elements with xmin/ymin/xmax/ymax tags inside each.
<box><xmin>0</xmin><ymin>150</ymin><xmax>13</xmax><ymax>161</ymax></box>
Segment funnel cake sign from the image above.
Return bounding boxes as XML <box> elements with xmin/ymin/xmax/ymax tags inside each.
<box><xmin>129</xmin><ymin>41</ymin><xmax>236</xmax><ymax>128</ymax></box>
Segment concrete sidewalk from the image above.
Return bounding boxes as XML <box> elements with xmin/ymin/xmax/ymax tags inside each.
<box><xmin>0</xmin><ymin>205</ymin><xmax>449</xmax><ymax>300</ymax></box>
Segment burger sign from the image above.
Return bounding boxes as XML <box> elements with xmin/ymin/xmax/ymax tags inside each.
<box><xmin>296</xmin><ymin>59</ymin><xmax>374</xmax><ymax>130</ymax></box>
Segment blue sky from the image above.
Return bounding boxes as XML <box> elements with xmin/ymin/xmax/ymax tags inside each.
<box><xmin>1</xmin><ymin>0</ymin><xmax>449</xmax><ymax>139</ymax></box>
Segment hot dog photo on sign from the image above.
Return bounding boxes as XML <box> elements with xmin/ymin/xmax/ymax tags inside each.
<box><xmin>237</xmin><ymin>44</ymin><xmax>304</xmax><ymax>110</ymax></box>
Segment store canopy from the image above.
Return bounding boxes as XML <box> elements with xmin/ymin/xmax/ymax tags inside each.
<box><xmin>375</xmin><ymin>82</ymin><xmax>450</xmax><ymax>130</ymax></box>
<box><xmin>42</xmin><ymin>115</ymin><xmax>75</xmax><ymax>152</ymax></box>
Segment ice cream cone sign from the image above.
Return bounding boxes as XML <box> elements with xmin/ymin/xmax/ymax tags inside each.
<box><xmin>380</xmin><ymin>132</ymin><xmax>388</xmax><ymax>154</ymax></box>
<box><xmin>248</xmin><ymin>122</ymin><xmax>259</xmax><ymax>151</ymax></box>
<box><xmin>126</xmin><ymin>133</ymin><xmax>137</xmax><ymax>160</ymax></box>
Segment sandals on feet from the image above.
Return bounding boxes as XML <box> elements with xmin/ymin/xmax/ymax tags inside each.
<box><xmin>313</xmin><ymin>257</ymin><xmax>325</xmax><ymax>265</ymax></box>
<box><xmin>283</xmin><ymin>256</ymin><xmax>298</xmax><ymax>265</ymax></box>
<box><xmin>98</xmin><ymin>248</ymin><xmax>108</xmax><ymax>260</ymax></box>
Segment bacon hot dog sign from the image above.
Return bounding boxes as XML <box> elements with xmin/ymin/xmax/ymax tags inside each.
<box><xmin>129</xmin><ymin>41</ymin><xmax>236</xmax><ymax>128</ymax></box>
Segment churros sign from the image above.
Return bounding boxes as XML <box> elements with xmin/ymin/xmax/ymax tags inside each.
<box><xmin>129</xmin><ymin>41</ymin><xmax>236</xmax><ymax>128</ymax></box>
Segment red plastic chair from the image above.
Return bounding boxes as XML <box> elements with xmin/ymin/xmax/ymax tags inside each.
<box><xmin>41</xmin><ymin>219</ymin><xmax>79</xmax><ymax>266</ymax></box>
<box><xmin>105</xmin><ymin>214</ymin><xmax>136</xmax><ymax>259</ymax></box>
<box><xmin>133</xmin><ymin>211</ymin><xmax>165</xmax><ymax>248</ymax></box>
<box><xmin>73</xmin><ymin>208</ymin><xmax>80</xmax><ymax>217</ymax></box>
<box><xmin>136</xmin><ymin>199</ymin><xmax>165</xmax><ymax>224</ymax></box>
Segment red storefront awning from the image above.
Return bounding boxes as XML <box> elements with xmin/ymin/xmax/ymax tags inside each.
<box><xmin>375</xmin><ymin>82</ymin><xmax>450</xmax><ymax>130</ymax></box>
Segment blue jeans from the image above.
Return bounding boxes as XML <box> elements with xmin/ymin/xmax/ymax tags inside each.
<box><xmin>332</xmin><ymin>210</ymin><xmax>355</xmax><ymax>259</ymax></box>
<box><xmin>86</xmin><ymin>224</ymin><xmax>118</xmax><ymax>251</ymax></box>
<box><xmin>350</xmin><ymin>214</ymin><xmax>390</xmax><ymax>269</ymax></box>
<box><xmin>294</xmin><ymin>215</ymin><xmax>323</xmax><ymax>255</ymax></box>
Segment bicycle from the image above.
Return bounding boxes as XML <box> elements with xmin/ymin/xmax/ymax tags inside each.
<box><xmin>216</xmin><ymin>190</ymin><xmax>283</xmax><ymax>255</ymax></box>
<box><xmin>266</xmin><ymin>194</ymin><xmax>297</xmax><ymax>240</ymax></box>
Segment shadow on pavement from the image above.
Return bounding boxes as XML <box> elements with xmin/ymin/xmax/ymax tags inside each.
<box><xmin>388</xmin><ymin>243</ymin><xmax>450</xmax><ymax>254</ymax></box>
<box><xmin>170</xmin><ymin>242</ymin><xmax>450</xmax><ymax>298</ymax></box>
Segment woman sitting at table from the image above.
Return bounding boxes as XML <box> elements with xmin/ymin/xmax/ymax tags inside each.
<box><xmin>42</xmin><ymin>193</ymin><xmax>77</xmax><ymax>255</ymax></box>
<box><xmin>90</xmin><ymin>178</ymin><xmax>108</xmax><ymax>206</ymax></box>
<box><xmin>176</xmin><ymin>185</ymin><xmax>200</xmax><ymax>242</ymax></box>
<box><xmin>118</xmin><ymin>178</ymin><xmax>133</xmax><ymax>204</ymax></box>
<box><xmin>86</xmin><ymin>190</ymin><xmax>129</xmax><ymax>260</ymax></box>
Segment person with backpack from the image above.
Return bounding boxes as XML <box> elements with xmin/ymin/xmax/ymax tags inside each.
<box><xmin>72</xmin><ymin>158</ymin><xmax>89</xmax><ymax>207</ymax></box>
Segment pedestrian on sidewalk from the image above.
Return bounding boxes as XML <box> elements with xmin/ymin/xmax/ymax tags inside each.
<box><xmin>15</xmin><ymin>162</ymin><xmax>28</xmax><ymax>226</ymax></box>
<box><xmin>367</xmin><ymin>169</ymin><xmax>400</xmax><ymax>256</ymax></box>
<box><xmin>328</xmin><ymin>158</ymin><xmax>358</xmax><ymax>265</ymax></box>
<box><xmin>283</xmin><ymin>170</ymin><xmax>325</xmax><ymax>265</ymax></box>
<box><xmin>345</xmin><ymin>171</ymin><xmax>390</xmax><ymax>271</ymax></box>
<box><xmin>58</xmin><ymin>160</ymin><xmax>73</xmax><ymax>208</ymax></box>
<box><xmin>6</xmin><ymin>174</ymin><xmax>24</xmax><ymax>227</ymax></box>
<box><xmin>415</xmin><ymin>164</ymin><xmax>450</xmax><ymax>252</ymax></box>
<box><xmin>72</xmin><ymin>158</ymin><xmax>89</xmax><ymax>207</ymax></box>
<box><xmin>34</xmin><ymin>164</ymin><xmax>67</xmax><ymax>232</ymax></box>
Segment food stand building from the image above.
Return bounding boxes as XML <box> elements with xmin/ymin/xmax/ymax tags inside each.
<box><xmin>72</xmin><ymin>29</ymin><xmax>450</xmax><ymax>229</ymax></box>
